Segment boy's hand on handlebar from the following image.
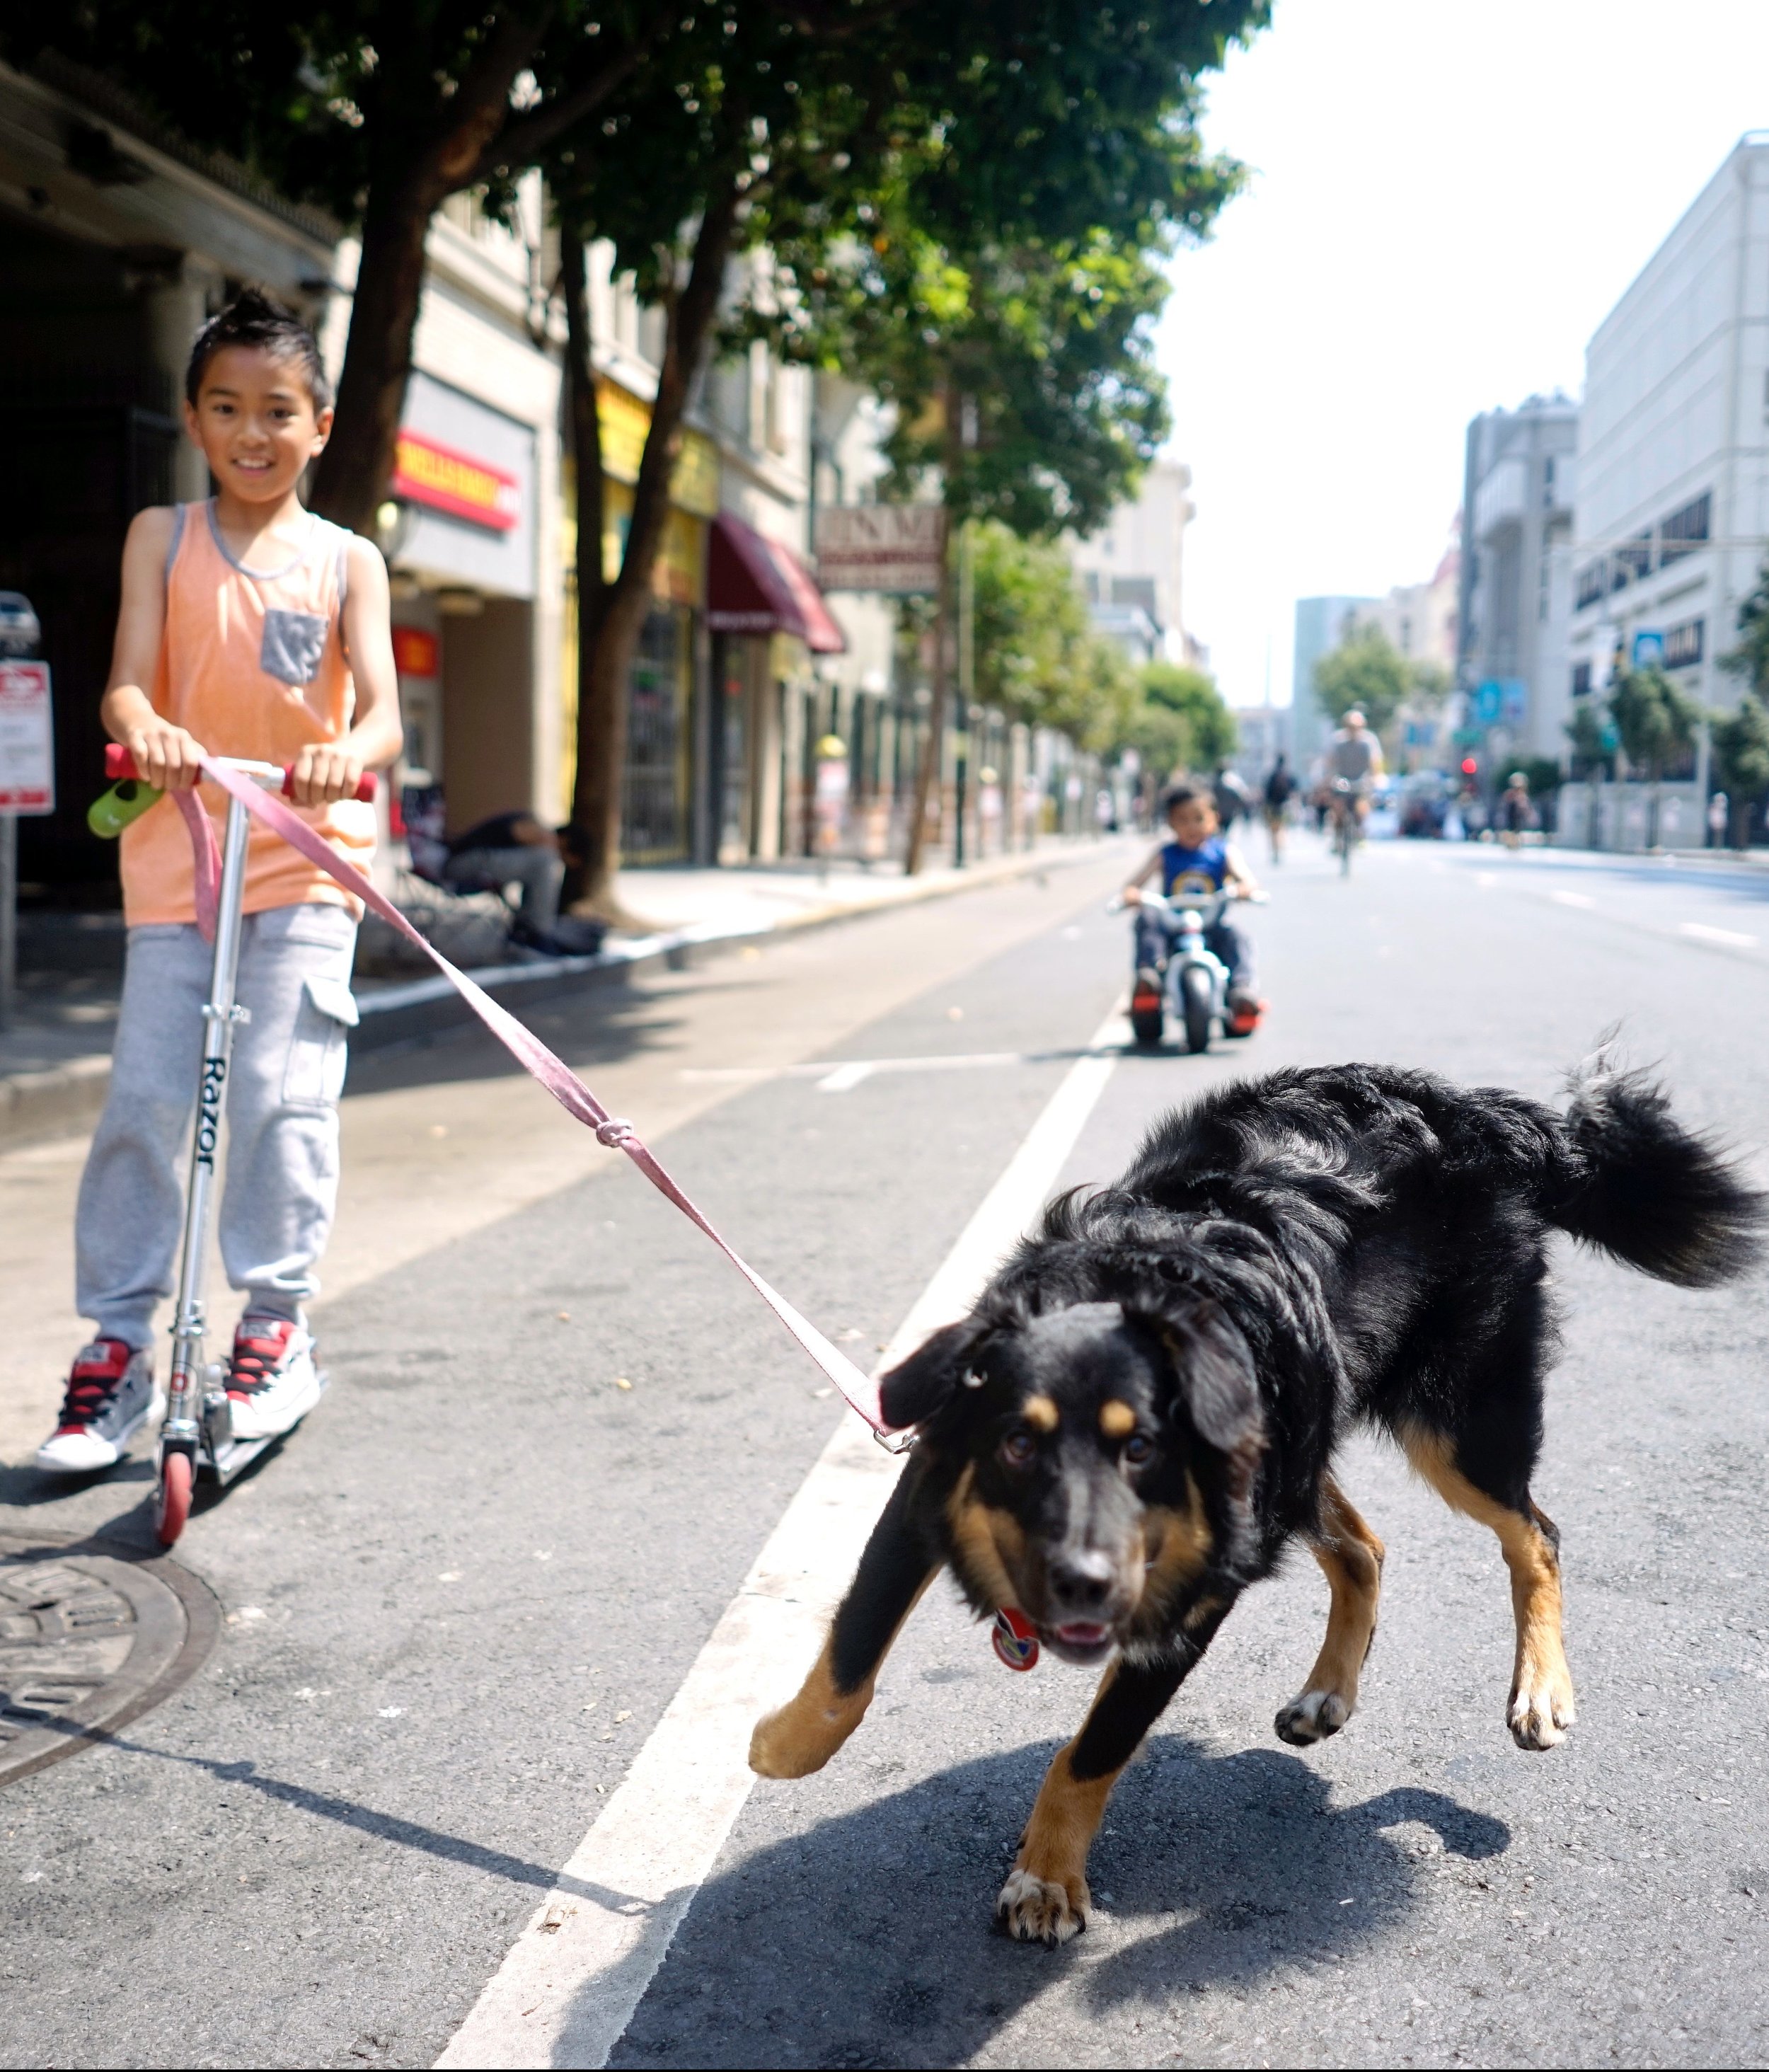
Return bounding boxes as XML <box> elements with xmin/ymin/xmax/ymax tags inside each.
<box><xmin>1121</xmin><ymin>884</ymin><xmax>1143</xmax><ymax>907</ymax></box>
<box><xmin>125</xmin><ymin>719</ymin><xmax>207</xmax><ymax>793</ymax></box>
<box><xmin>288</xmin><ymin>742</ymin><xmax>368</xmax><ymax>808</ymax></box>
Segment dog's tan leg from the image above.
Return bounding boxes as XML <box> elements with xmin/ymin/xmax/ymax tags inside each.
<box><xmin>1402</xmin><ymin>1427</ymin><xmax>1575</xmax><ymax>1750</ymax></box>
<box><xmin>1275</xmin><ymin>1475</ymin><xmax>1385</xmax><ymax>1746</ymax></box>
<box><xmin>998</xmin><ymin>1619</ymin><xmax>1227</xmax><ymax>1947</ymax></box>
<box><xmin>749</xmin><ymin>1571</ymin><xmax>936</xmax><ymax>1778</ymax></box>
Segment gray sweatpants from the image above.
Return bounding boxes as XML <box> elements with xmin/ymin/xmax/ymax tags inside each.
<box><xmin>75</xmin><ymin>904</ymin><xmax>359</xmax><ymax>1349</ymax></box>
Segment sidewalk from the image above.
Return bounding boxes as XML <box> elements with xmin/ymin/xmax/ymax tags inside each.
<box><xmin>0</xmin><ymin>835</ymin><xmax>1120</xmax><ymax>1146</ymax></box>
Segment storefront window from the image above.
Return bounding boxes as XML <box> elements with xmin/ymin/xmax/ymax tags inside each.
<box><xmin>623</xmin><ymin>604</ymin><xmax>692</xmax><ymax>863</ymax></box>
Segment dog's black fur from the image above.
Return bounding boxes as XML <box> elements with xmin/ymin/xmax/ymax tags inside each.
<box><xmin>749</xmin><ymin>1057</ymin><xmax>1763</xmax><ymax>1943</ymax></box>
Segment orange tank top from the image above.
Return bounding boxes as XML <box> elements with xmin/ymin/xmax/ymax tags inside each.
<box><xmin>120</xmin><ymin>500</ymin><xmax>376</xmax><ymax>926</ymax></box>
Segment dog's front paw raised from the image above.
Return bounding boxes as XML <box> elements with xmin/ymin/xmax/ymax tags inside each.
<box><xmin>1508</xmin><ymin>1668</ymin><xmax>1576</xmax><ymax>1751</ymax></box>
<box><xmin>996</xmin><ymin>1866</ymin><xmax>1089</xmax><ymax>1946</ymax></box>
<box><xmin>1275</xmin><ymin>1686</ymin><xmax>1351</xmax><ymax>1746</ymax></box>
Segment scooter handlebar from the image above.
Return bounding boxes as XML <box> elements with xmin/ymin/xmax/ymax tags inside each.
<box><xmin>105</xmin><ymin>743</ymin><xmax>377</xmax><ymax>802</ymax></box>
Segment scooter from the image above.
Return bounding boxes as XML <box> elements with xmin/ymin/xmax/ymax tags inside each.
<box><xmin>1111</xmin><ymin>884</ymin><xmax>1265</xmax><ymax>1054</ymax></box>
<box><xmin>90</xmin><ymin>744</ymin><xmax>376</xmax><ymax>1545</ymax></box>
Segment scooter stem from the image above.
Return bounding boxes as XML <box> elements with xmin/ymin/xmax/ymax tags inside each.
<box><xmin>161</xmin><ymin>791</ymin><xmax>254</xmax><ymax>1448</ymax></box>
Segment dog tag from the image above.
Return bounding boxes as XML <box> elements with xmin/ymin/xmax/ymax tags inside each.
<box><xmin>992</xmin><ymin>1607</ymin><xmax>1040</xmax><ymax>1672</ymax></box>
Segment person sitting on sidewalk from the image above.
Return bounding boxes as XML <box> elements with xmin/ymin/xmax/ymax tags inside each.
<box><xmin>439</xmin><ymin>812</ymin><xmax>597</xmax><ymax>953</ymax></box>
<box><xmin>38</xmin><ymin>287</ymin><xmax>402</xmax><ymax>1475</ymax></box>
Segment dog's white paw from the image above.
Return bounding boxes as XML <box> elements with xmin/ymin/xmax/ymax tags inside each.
<box><xmin>1509</xmin><ymin>1673</ymin><xmax>1576</xmax><ymax>1751</ymax></box>
<box><xmin>996</xmin><ymin>1867</ymin><xmax>1088</xmax><ymax>1946</ymax></box>
<box><xmin>1274</xmin><ymin>1686</ymin><xmax>1351</xmax><ymax>1746</ymax></box>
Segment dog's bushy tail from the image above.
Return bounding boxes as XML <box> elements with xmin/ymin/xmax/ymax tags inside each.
<box><xmin>1546</xmin><ymin>1049</ymin><xmax>1765</xmax><ymax>1287</ymax></box>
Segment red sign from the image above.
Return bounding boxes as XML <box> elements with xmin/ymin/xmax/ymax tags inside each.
<box><xmin>392</xmin><ymin>627</ymin><xmax>439</xmax><ymax>678</ymax></box>
<box><xmin>0</xmin><ymin>661</ymin><xmax>54</xmax><ymax>814</ymax></box>
<box><xmin>392</xmin><ymin>430</ymin><xmax>521</xmax><ymax>533</ymax></box>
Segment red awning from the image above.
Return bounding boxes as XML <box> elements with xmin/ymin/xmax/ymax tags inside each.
<box><xmin>708</xmin><ymin>513</ymin><xmax>846</xmax><ymax>654</ymax></box>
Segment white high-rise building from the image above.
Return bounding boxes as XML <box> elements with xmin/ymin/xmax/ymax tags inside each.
<box><xmin>1568</xmin><ymin>133</ymin><xmax>1769</xmax><ymax>790</ymax></box>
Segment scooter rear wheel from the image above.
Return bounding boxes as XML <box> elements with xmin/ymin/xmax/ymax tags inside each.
<box><xmin>1129</xmin><ymin>1003</ymin><xmax>1165</xmax><ymax>1047</ymax></box>
<box><xmin>155</xmin><ymin>1448</ymin><xmax>194</xmax><ymax>1547</ymax></box>
<box><xmin>1181</xmin><ymin>966</ymin><xmax>1214</xmax><ymax>1054</ymax></box>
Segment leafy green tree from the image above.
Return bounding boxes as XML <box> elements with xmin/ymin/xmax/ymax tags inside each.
<box><xmin>1710</xmin><ymin>697</ymin><xmax>1769</xmax><ymax>848</ymax></box>
<box><xmin>1608</xmin><ymin>663</ymin><xmax>1700</xmax><ymax>848</ymax></box>
<box><xmin>4</xmin><ymin>0</ymin><xmax>668</xmax><ymax>530</ymax></box>
<box><xmin>1139</xmin><ymin>662</ymin><xmax>1237</xmax><ymax>773</ymax></box>
<box><xmin>1313</xmin><ymin>625</ymin><xmax>1411</xmax><ymax>737</ymax></box>
<box><xmin>1565</xmin><ymin>701</ymin><xmax>1608</xmax><ymax>780</ymax></box>
<box><xmin>1722</xmin><ymin>556</ymin><xmax>1769</xmax><ymax>699</ymax></box>
<box><xmin>970</xmin><ymin>523</ymin><xmax>1134</xmax><ymax>751</ymax></box>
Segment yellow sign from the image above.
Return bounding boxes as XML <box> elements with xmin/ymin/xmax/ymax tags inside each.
<box><xmin>596</xmin><ymin>380</ymin><xmax>720</xmax><ymax>518</ymax></box>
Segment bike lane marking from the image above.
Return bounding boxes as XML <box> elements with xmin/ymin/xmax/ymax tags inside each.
<box><xmin>434</xmin><ymin>1005</ymin><xmax>1126</xmax><ymax>2071</ymax></box>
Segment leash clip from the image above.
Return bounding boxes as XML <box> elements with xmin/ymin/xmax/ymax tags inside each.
<box><xmin>992</xmin><ymin>1606</ymin><xmax>1041</xmax><ymax>1672</ymax></box>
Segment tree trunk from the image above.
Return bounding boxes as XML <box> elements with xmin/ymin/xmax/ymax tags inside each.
<box><xmin>903</xmin><ymin>560</ymin><xmax>952</xmax><ymax>878</ymax></box>
<box><xmin>311</xmin><ymin>160</ymin><xmax>451</xmax><ymax>533</ymax></box>
<box><xmin>570</xmin><ymin>177</ymin><xmax>744</xmax><ymax>916</ymax></box>
<box><xmin>560</xmin><ymin>231</ymin><xmax>609</xmax><ymax>911</ymax></box>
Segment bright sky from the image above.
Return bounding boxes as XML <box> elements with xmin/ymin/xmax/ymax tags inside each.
<box><xmin>1159</xmin><ymin>0</ymin><xmax>1769</xmax><ymax>710</ymax></box>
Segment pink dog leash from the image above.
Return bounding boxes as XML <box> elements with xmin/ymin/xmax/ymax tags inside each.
<box><xmin>159</xmin><ymin>752</ymin><xmax>893</xmax><ymax>1436</ymax></box>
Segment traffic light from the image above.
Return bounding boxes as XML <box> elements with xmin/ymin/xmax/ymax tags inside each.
<box><xmin>1460</xmin><ymin>756</ymin><xmax>1478</xmax><ymax>776</ymax></box>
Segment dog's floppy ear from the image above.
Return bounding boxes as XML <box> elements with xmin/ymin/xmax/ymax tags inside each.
<box><xmin>878</xmin><ymin>1316</ymin><xmax>987</xmax><ymax>1430</ymax></box>
<box><xmin>1148</xmin><ymin>1303</ymin><xmax>1264</xmax><ymax>1460</ymax></box>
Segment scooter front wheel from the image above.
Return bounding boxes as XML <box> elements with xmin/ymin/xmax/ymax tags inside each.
<box><xmin>155</xmin><ymin>1447</ymin><xmax>195</xmax><ymax>1546</ymax></box>
<box><xmin>1181</xmin><ymin>966</ymin><xmax>1214</xmax><ymax>1054</ymax></box>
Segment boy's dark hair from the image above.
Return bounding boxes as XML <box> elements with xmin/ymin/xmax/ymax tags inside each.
<box><xmin>186</xmin><ymin>288</ymin><xmax>333</xmax><ymax>411</ymax></box>
<box><xmin>1161</xmin><ymin>784</ymin><xmax>1208</xmax><ymax>815</ymax></box>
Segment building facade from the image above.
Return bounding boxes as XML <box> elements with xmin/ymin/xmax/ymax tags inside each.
<box><xmin>1566</xmin><ymin>133</ymin><xmax>1769</xmax><ymax>810</ymax></box>
<box><xmin>1069</xmin><ymin>460</ymin><xmax>1196</xmax><ymax>668</ymax></box>
<box><xmin>1457</xmin><ymin>394</ymin><xmax>1578</xmax><ymax>774</ymax></box>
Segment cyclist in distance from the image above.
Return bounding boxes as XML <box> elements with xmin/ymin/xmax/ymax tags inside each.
<box><xmin>1324</xmin><ymin>707</ymin><xmax>1384</xmax><ymax>839</ymax></box>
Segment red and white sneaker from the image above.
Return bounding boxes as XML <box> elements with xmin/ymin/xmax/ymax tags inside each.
<box><xmin>227</xmin><ymin>1317</ymin><xmax>323</xmax><ymax>1441</ymax></box>
<box><xmin>36</xmin><ymin>1339</ymin><xmax>162</xmax><ymax>1474</ymax></box>
<box><xmin>1226</xmin><ymin>992</ymin><xmax>1267</xmax><ymax>1038</ymax></box>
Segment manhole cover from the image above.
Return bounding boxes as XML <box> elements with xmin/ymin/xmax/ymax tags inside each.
<box><xmin>0</xmin><ymin>1530</ymin><xmax>219</xmax><ymax>1788</ymax></box>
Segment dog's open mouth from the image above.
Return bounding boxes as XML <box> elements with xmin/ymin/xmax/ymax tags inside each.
<box><xmin>1047</xmin><ymin>1620</ymin><xmax>1116</xmax><ymax>1662</ymax></box>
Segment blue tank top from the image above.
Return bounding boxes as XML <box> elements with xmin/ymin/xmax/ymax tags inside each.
<box><xmin>1160</xmin><ymin>834</ymin><xmax>1228</xmax><ymax>898</ymax></box>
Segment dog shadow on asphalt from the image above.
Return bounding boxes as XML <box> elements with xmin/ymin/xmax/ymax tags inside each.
<box><xmin>605</xmin><ymin>1736</ymin><xmax>1509</xmax><ymax>2070</ymax></box>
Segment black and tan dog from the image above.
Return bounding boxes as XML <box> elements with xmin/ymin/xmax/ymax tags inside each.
<box><xmin>749</xmin><ymin>1057</ymin><xmax>1761</xmax><ymax>1945</ymax></box>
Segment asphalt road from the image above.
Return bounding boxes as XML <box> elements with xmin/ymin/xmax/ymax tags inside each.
<box><xmin>3</xmin><ymin>832</ymin><xmax>1768</xmax><ymax>2069</ymax></box>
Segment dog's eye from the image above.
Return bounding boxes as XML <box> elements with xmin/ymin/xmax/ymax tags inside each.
<box><xmin>1123</xmin><ymin>1433</ymin><xmax>1154</xmax><ymax>1466</ymax></box>
<box><xmin>1000</xmin><ymin>1427</ymin><xmax>1037</xmax><ymax>1467</ymax></box>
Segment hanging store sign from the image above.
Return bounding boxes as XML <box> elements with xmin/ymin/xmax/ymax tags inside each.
<box><xmin>814</xmin><ymin>505</ymin><xmax>947</xmax><ymax>594</ymax></box>
<box><xmin>0</xmin><ymin>662</ymin><xmax>54</xmax><ymax>813</ymax></box>
<box><xmin>392</xmin><ymin>430</ymin><xmax>522</xmax><ymax>532</ymax></box>
<box><xmin>595</xmin><ymin>381</ymin><xmax>722</xmax><ymax>518</ymax></box>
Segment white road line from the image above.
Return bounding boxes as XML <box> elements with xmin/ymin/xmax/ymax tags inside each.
<box><xmin>435</xmin><ymin>1006</ymin><xmax>1127</xmax><ymax>2071</ymax></box>
<box><xmin>1681</xmin><ymin>921</ymin><xmax>1758</xmax><ymax>948</ymax></box>
<box><xmin>680</xmin><ymin>1047</ymin><xmax>1093</xmax><ymax>1088</ymax></box>
<box><xmin>1552</xmin><ymin>890</ymin><xmax>1596</xmax><ymax>909</ymax></box>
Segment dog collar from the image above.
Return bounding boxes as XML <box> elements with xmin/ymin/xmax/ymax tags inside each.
<box><xmin>992</xmin><ymin>1606</ymin><xmax>1040</xmax><ymax>1671</ymax></box>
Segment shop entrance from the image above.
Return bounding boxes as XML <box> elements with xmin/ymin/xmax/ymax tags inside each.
<box><xmin>622</xmin><ymin>603</ymin><xmax>692</xmax><ymax>863</ymax></box>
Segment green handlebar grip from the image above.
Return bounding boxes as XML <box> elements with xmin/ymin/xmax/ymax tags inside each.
<box><xmin>87</xmin><ymin>778</ymin><xmax>163</xmax><ymax>841</ymax></box>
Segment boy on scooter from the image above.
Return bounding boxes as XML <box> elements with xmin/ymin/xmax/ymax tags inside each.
<box><xmin>1121</xmin><ymin>783</ymin><xmax>1265</xmax><ymax>1035</ymax></box>
<box><xmin>36</xmin><ymin>290</ymin><xmax>402</xmax><ymax>1475</ymax></box>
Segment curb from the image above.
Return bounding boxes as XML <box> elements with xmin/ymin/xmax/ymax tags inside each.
<box><xmin>0</xmin><ymin>840</ymin><xmax>1114</xmax><ymax>1142</ymax></box>
<box><xmin>347</xmin><ymin>839</ymin><xmax>1108</xmax><ymax>1054</ymax></box>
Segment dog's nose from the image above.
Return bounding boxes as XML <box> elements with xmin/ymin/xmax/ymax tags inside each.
<box><xmin>1048</xmin><ymin>1548</ymin><xmax>1117</xmax><ymax>1610</ymax></box>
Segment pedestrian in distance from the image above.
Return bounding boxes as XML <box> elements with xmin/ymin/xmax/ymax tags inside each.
<box><xmin>36</xmin><ymin>289</ymin><xmax>403</xmax><ymax>1476</ymax></box>
<box><xmin>1262</xmin><ymin>754</ymin><xmax>1296</xmax><ymax>863</ymax></box>
<box><xmin>439</xmin><ymin>810</ymin><xmax>593</xmax><ymax>954</ymax></box>
<box><xmin>1212</xmin><ymin>764</ymin><xmax>1252</xmax><ymax>832</ymax></box>
<box><xmin>1497</xmin><ymin>771</ymin><xmax>1538</xmax><ymax>851</ymax></box>
<box><xmin>1122</xmin><ymin>783</ymin><xmax>1264</xmax><ymax>1030</ymax></box>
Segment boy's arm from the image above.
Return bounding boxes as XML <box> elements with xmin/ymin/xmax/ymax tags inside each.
<box><xmin>1223</xmin><ymin>844</ymin><xmax>1262</xmax><ymax>897</ymax></box>
<box><xmin>101</xmin><ymin>508</ymin><xmax>206</xmax><ymax>790</ymax></box>
<box><xmin>291</xmin><ymin>538</ymin><xmax>404</xmax><ymax>807</ymax></box>
<box><xmin>1121</xmin><ymin>843</ymin><xmax>1165</xmax><ymax>904</ymax></box>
